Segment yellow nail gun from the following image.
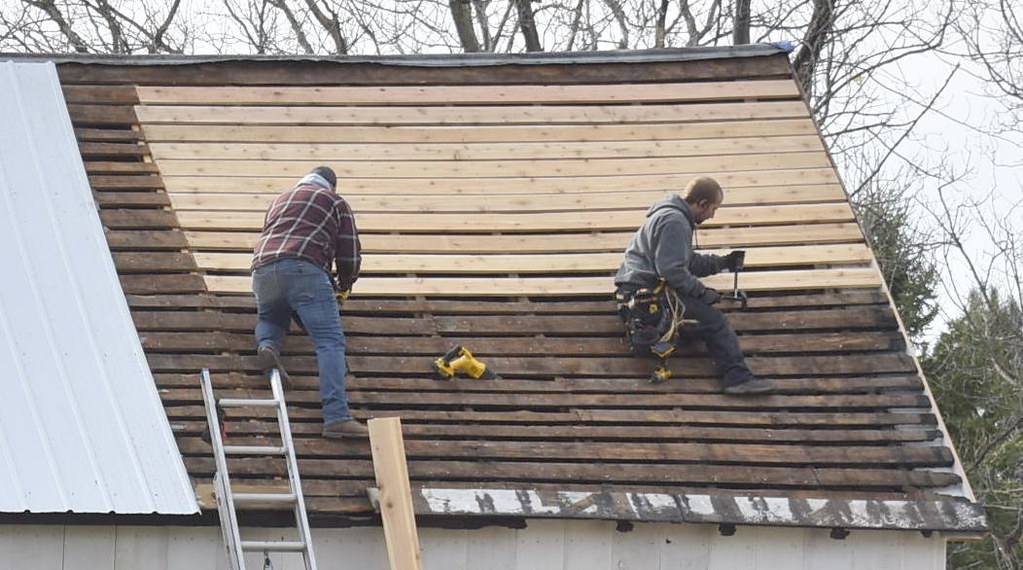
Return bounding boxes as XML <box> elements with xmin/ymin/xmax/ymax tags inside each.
<box><xmin>432</xmin><ymin>345</ymin><xmax>499</xmax><ymax>380</ymax></box>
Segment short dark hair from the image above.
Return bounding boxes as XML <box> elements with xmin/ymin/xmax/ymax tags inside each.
<box><xmin>310</xmin><ymin>166</ymin><xmax>337</xmax><ymax>189</ymax></box>
<box><xmin>683</xmin><ymin>176</ymin><xmax>723</xmax><ymax>205</ymax></box>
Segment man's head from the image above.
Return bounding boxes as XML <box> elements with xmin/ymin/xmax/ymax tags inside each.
<box><xmin>683</xmin><ymin>176</ymin><xmax>723</xmax><ymax>224</ymax></box>
<box><xmin>306</xmin><ymin>166</ymin><xmax>337</xmax><ymax>190</ymax></box>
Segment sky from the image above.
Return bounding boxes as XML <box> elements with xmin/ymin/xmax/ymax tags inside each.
<box><xmin>871</xmin><ymin>46</ymin><xmax>1022</xmax><ymax>341</ymax></box>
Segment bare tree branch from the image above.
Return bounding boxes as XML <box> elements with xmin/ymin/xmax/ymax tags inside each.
<box><xmin>304</xmin><ymin>0</ymin><xmax>347</xmax><ymax>54</ymax></box>
<box><xmin>600</xmin><ymin>0</ymin><xmax>628</xmax><ymax>49</ymax></box>
<box><xmin>23</xmin><ymin>0</ymin><xmax>91</xmax><ymax>52</ymax></box>
<box><xmin>472</xmin><ymin>0</ymin><xmax>493</xmax><ymax>50</ymax></box>
<box><xmin>566</xmin><ymin>0</ymin><xmax>585</xmax><ymax>50</ymax></box>
<box><xmin>677</xmin><ymin>0</ymin><xmax>698</xmax><ymax>45</ymax></box>
<box><xmin>85</xmin><ymin>0</ymin><xmax>129</xmax><ymax>53</ymax></box>
<box><xmin>151</xmin><ymin>0</ymin><xmax>184</xmax><ymax>53</ymax></box>
<box><xmin>793</xmin><ymin>0</ymin><xmax>835</xmax><ymax>97</ymax></box>
<box><xmin>268</xmin><ymin>0</ymin><xmax>314</xmax><ymax>54</ymax></box>
<box><xmin>849</xmin><ymin>65</ymin><xmax>959</xmax><ymax>199</ymax></box>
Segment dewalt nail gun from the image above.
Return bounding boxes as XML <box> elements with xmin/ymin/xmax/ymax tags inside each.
<box><xmin>432</xmin><ymin>345</ymin><xmax>500</xmax><ymax>380</ymax></box>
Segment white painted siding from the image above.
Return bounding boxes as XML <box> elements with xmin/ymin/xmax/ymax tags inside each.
<box><xmin>0</xmin><ymin>522</ymin><xmax>946</xmax><ymax>570</ymax></box>
<box><xmin>0</xmin><ymin>61</ymin><xmax>196</xmax><ymax>515</ymax></box>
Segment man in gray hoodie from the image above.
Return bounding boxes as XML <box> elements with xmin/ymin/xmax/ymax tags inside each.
<box><xmin>614</xmin><ymin>176</ymin><xmax>776</xmax><ymax>395</ymax></box>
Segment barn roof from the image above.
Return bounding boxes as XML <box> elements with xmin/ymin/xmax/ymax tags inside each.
<box><xmin>5</xmin><ymin>47</ymin><xmax>985</xmax><ymax>531</ymax></box>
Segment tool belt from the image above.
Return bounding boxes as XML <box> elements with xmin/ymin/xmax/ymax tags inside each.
<box><xmin>615</xmin><ymin>281</ymin><xmax>685</xmax><ymax>357</ymax></box>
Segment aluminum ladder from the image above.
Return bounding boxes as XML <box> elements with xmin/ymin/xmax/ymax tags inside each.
<box><xmin>200</xmin><ymin>368</ymin><xmax>318</xmax><ymax>570</ymax></box>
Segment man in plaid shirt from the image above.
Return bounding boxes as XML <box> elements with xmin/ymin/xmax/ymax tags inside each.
<box><xmin>251</xmin><ymin>166</ymin><xmax>367</xmax><ymax>438</ymax></box>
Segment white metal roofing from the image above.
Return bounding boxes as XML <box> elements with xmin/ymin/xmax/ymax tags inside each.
<box><xmin>0</xmin><ymin>61</ymin><xmax>197</xmax><ymax>514</ymax></box>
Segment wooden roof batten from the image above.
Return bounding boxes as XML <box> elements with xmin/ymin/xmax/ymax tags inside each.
<box><xmin>46</xmin><ymin>46</ymin><xmax>986</xmax><ymax>533</ymax></box>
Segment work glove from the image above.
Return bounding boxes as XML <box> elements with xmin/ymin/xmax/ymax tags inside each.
<box><xmin>335</xmin><ymin>289</ymin><xmax>351</xmax><ymax>302</ymax></box>
<box><xmin>699</xmin><ymin>288</ymin><xmax>722</xmax><ymax>305</ymax></box>
<box><xmin>724</xmin><ymin>250</ymin><xmax>746</xmax><ymax>272</ymax></box>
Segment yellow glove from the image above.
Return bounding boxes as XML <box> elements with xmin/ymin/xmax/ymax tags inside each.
<box><xmin>335</xmin><ymin>289</ymin><xmax>351</xmax><ymax>301</ymax></box>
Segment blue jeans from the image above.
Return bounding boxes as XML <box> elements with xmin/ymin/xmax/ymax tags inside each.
<box><xmin>252</xmin><ymin>258</ymin><xmax>352</xmax><ymax>424</ymax></box>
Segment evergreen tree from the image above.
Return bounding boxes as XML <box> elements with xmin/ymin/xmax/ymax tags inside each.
<box><xmin>926</xmin><ymin>289</ymin><xmax>1023</xmax><ymax>569</ymax></box>
<box><xmin>852</xmin><ymin>182</ymin><xmax>940</xmax><ymax>342</ymax></box>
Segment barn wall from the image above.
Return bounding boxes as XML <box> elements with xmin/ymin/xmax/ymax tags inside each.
<box><xmin>0</xmin><ymin>520</ymin><xmax>945</xmax><ymax>570</ymax></box>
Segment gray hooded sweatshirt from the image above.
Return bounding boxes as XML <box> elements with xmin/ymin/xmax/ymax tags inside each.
<box><xmin>614</xmin><ymin>193</ymin><xmax>726</xmax><ymax>297</ymax></box>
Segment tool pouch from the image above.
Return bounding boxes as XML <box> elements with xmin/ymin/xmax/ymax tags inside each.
<box><xmin>615</xmin><ymin>284</ymin><xmax>671</xmax><ymax>357</ymax></box>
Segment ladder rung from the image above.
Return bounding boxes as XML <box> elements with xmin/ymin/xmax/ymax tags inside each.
<box><xmin>241</xmin><ymin>540</ymin><xmax>307</xmax><ymax>552</ymax></box>
<box><xmin>223</xmin><ymin>445</ymin><xmax>287</xmax><ymax>456</ymax></box>
<box><xmin>218</xmin><ymin>398</ymin><xmax>280</xmax><ymax>408</ymax></box>
<box><xmin>201</xmin><ymin>369</ymin><xmax>317</xmax><ymax>568</ymax></box>
<box><xmin>233</xmin><ymin>492</ymin><xmax>297</xmax><ymax>504</ymax></box>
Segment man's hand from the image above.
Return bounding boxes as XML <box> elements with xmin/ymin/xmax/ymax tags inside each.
<box><xmin>335</xmin><ymin>289</ymin><xmax>351</xmax><ymax>302</ymax></box>
<box><xmin>725</xmin><ymin>250</ymin><xmax>746</xmax><ymax>272</ymax></box>
<box><xmin>700</xmin><ymin>288</ymin><xmax>722</xmax><ymax>305</ymax></box>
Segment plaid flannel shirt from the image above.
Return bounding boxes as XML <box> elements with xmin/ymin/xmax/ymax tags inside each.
<box><xmin>252</xmin><ymin>183</ymin><xmax>361</xmax><ymax>291</ymax></box>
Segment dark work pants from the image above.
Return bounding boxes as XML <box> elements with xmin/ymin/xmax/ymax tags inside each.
<box><xmin>676</xmin><ymin>294</ymin><xmax>756</xmax><ymax>387</ymax></box>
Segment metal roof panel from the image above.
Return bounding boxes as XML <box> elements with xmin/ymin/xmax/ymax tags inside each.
<box><xmin>0</xmin><ymin>61</ymin><xmax>197</xmax><ymax>514</ymax></box>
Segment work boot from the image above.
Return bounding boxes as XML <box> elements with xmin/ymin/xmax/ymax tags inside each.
<box><xmin>722</xmin><ymin>377</ymin><xmax>777</xmax><ymax>395</ymax></box>
<box><xmin>257</xmin><ymin>345</ymin><xmax>291</xmax><ymax>390</ymax></box>
<box><xmin>322</xmin><ymin>419</ymin><xmax>370</xmax><ymax>439</ymax></box>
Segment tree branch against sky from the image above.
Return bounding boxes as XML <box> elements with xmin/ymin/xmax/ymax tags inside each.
<box><xmin>303</xmin><ymin>0</ymin><xmax>347</xmax><ymax>54</ymax></box>
<box><xmin>19</xmin><ymin>0</ymin><xmax>93</xmax><ymax>52</ymax></box>
<box><xmin>956</xmin><ymin>1</ymin><xmax>1022</xmax><ymax>122</ymax></box>
<box><xmin>268</xmin><ymin>0</ymin><xmax>314</xmax><ymax>54</ymax></box>
<box><xmin>2</xmin><ymin>0</ymin><xmax>196</xmax><ymax>53</ymax></box>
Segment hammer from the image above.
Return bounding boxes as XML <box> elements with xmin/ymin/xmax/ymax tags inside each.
<box><xmin>728</xmin><ymin>250</ymin><xmax>748</xmax><ymax>309</ymax></box>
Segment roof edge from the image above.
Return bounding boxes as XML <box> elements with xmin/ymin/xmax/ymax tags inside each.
<box><xmin>373</xmin><ymin>487</ymin><xmax>987</xmax><ymax>532</ymax></box>
<box><xmin>2</xmin><ymin>44</ymin><xmax>790</xmax><ymax>68</ymax></box>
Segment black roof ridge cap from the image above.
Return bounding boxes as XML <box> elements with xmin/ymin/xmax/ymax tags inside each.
<box><xmin>1</xmin><ymin>44</ymin><xmax>791</xmax><ymax>67</ymax></box>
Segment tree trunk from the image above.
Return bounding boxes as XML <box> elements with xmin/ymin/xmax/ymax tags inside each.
<box><xmin>601</xmin><ymin>0</ymin><xmax>629</xmax><ymax>49</ymax></box>
<box><xmin>793</xmin><ymin>0</ymin><xmax>834</xmax><ymax>96</ymax></box>
<box><xmin>733</xmin><ymin>0</ymin><xmax>750</xmax><ymax>44</ymax></box>
<box><xmin>515</xmin><ymin>0</ymin><xmax>543</xmax><ymax>52</ymax></box>
<box><xmin>449</xmin><ymin>0</ymin><xmax>481</xmax><ymax>52</ymax></box>
<box><xmin>655</xmin><ymin>0</ymin><xmax>669</xmax><ymax>48</ymax></box>
<box><xmin>472</xmin><ymin>0</ymin><xmax>493</xmax><ymax>50</ymax></box>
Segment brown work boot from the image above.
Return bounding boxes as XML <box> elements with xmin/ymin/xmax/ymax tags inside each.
<box><xmin>257</xmin><ymin>345</ymin><xmax>291</xmax><ymax>390</ymax></box>
<box><xmin>722</xmin><ymin>377</ymin><xmax>777</xmax><ymax>395</ymax></box>
<box><xmin>322</xmin><ymin>419</ymin><xmax>369</xmax><ymax>439</ymax></box>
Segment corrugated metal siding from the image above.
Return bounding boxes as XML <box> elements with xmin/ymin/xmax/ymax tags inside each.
<box><xmin>0</xmin><ymin>61</ymin><xmax>197</xmax><ymax>514</ymax></box>
<box><xmin>0</xmin><ymin>522</ymin><xmax>947</xmax><ymax>570</ymax></box>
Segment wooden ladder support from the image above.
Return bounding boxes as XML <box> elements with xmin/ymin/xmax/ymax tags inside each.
<box><xmin>368</xmin><ymin>417</ymin><xmax>424</xmax><ymax>570</ymax></box>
